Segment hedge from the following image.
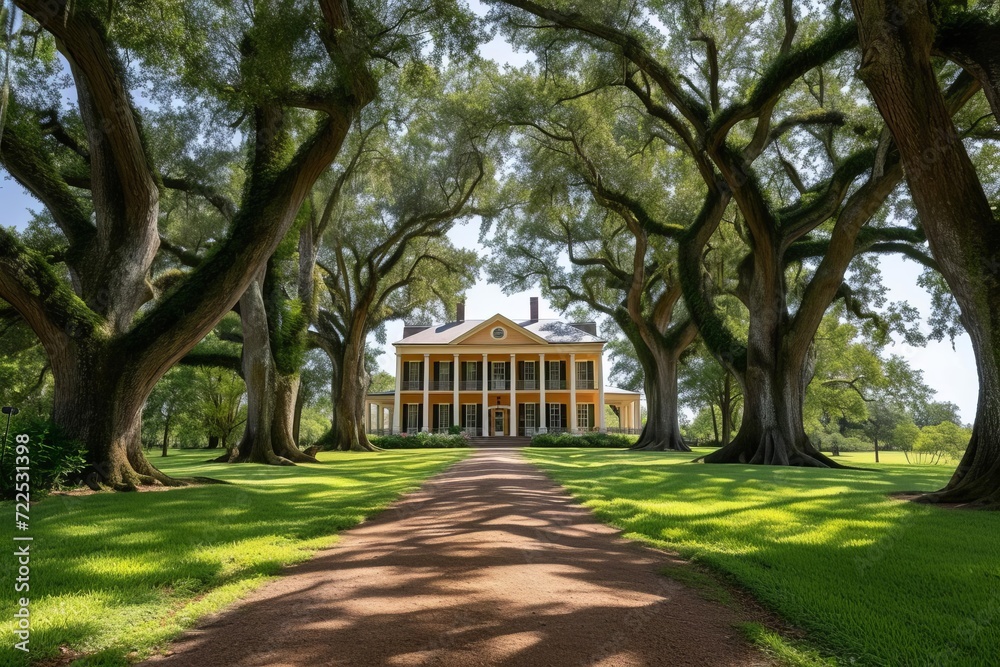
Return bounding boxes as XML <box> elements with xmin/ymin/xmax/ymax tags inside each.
<box><xmin>370</xmin><ymin>432</ymin><xmax>471</xmax><ymax>449</ymax></box>
<box><xmin>529</xmin><ymin>432</ymin><xmax>637</xmax><ymax>448</ymax></box>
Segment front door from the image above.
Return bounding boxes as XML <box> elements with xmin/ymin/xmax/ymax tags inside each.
<box><xmin>493</xmin><ymin>409</ymin><xmax>505</xmax><ymax>436</ymax></box>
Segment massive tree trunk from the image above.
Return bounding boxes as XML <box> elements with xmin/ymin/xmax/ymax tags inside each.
<box><xmin>332</xmin><ymin>335</ymin><xmax>378</xmax><ymax>452</ymax></box>
<box><xmin>852</xmin><ymin>0</ymin><xmax>1000</xmax><ymax>507</ymax></box>
<box><xmin>0</xmin><ymin>0</ymin><xmax>373</xmax><ymax>490</ymax></box>
<box><xmin>47</xmin><ymin>343</ymin><xmax>179</xmax><ymax>490</ymax></box>
<box><xmin>228</xmin><ymin>279</ymin><xmax>318</xmax><ymax>465</ymax></box>
<box><xmin>703</xmin><ymin>252</ymin><xmax>840</xmax><ymax>467</ymax></box>
<box><xmin>633</xmin><ymin>351</ymin><xmax>686</xmax><ymax>451</ymax></box>
<box><xmin>628</xmin><ymin>328</ymin><xmax>692</xmax><ymax>452</ymax></box>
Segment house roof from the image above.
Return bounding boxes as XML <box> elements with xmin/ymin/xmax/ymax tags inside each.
<box><xmin>604</xmin><ymin>385</ymin><xmax>641</xmax><ymax>396</ymax></box>
<box><xmin>394</xmin><ymin>315</ymin><xmax>604</xmax><ymax>345</ymax></box>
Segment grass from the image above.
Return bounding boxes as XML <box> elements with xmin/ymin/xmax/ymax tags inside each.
<box><xmin>524</xmin><ymin>447</ymin><xmax>1000</xmax><ymax>667</ymax></box>
<box><xmin>0</xmin><ymin>448</ymin><xmax>467</xmax><ymax>666</ymax></box>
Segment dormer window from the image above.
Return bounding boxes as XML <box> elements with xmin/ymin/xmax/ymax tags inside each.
<box><xmin>491</xmin><ymin>326</ymin><xmax>506</xmax><ymax>339</ymax></box>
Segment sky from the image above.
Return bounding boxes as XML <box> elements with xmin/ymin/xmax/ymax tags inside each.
<box><xmin>0</xmin><ymin>3</ymin><xmax>980</xmax><ymax>424</ymax></box>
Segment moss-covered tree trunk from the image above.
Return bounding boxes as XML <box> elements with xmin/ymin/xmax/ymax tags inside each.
<box><xmin>852</xmin><ymin>0</ymin><xmax>1000</xmax><ymax>506</ymax></box>
<box><xmin>0</xmin><ymin>0</ymin><xmax>373</xmax><ymax>489</ymax></box>
<box><xmin>332</xmin><ymin>334</ymin><xmax>378</xmax><ymax>452</ymax></box>
<box><xmin>230</xmin><ymin>278</ymin><xmax>317</xmax><ymax>465</ymax></box>
<box><xmin>48</xmin><ymin>343</ymin><xmax>180</xmax><ymax>490</ymax></box>
<box><xmin>703</xmin><ymin>251</ymin><xmax>839</xmax><ymax>467</ymax></box>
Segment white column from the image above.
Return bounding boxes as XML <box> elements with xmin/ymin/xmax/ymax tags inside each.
<box><xmin>539</xmin><ymin>352</ymin><xmax>546</xmax><ymax>433</ymax></box>
<box><xmin>365</xmin><ymin>402</ymin><xmax>371</xmax><ymax>432</ymax></box>
<box><xmin>422</xmin><ymin>353</ymin><xmax>430</xmax><ymax>432</ymax></box>
<box><xmin>569</xmin><ymin>353</ymin><xmax>577</xmax><ymax>433</ymax></box>
<box><xmin>634</xmin><ymin>398</ymin><xmax>641</xmax><ymax>429</ymax></box>
<box><xmin>510</xmin><ymin>353</ymin><xmax>516</xmax><ymax>437</ymax></box>
<box><xmin>597</xmin><ymin>355</ymin><xmax>606</xmax><ymax>432</ymax></box>
<box><xmin>452</xmin><ymin>353</ymin><xmax>460</xmax><ymax>433</ymax></box>
<box><xmin>392</xmin><ymin>354</ymin><xmax>402</xmax><ymax>433</ymax></box>
<box><xmin>482</xmin><ymin>353</ymin><xmax>489</xmax><ymax>437</ymax></box>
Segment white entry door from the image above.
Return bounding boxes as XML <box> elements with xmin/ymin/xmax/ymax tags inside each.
<box><xmin>494</xmin><ymin>410</ymin><xmax>505</xmax><ymax>436</ymax></box>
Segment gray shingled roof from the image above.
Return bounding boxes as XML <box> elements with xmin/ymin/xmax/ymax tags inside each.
<box><xmin>395</xmin><ymin>318</ymin><xmax>604</xmax><ymax>345</ymax></box>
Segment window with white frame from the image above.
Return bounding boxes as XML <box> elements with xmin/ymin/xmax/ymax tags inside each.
<box><xmin>492</xmin><ymin>361</ymin><xmax>506</xmax><ymax>389</ymax></box>
<box><xmin>548</xmin><ymin>360</ymin><xmax>561</xmax><ymax>380</ymax></box>
<box><xmin>577</xmin><ymin>404</ymin><xmax>590</xmax><ymax>430</ymax></box>
<box><xmin>576</xmin><ymin>361</ymin><xmax>593</xmax><ymax>388</ymax></box>
<box><xmin>464</xmin><ymin>404</ymin><xmax>477</xmax><ymax>429</ymax></box>
<box><xmin>523</xmin><ymin>361</ymin><xmax>535</xmax><ymax>388</ymax></box>
<box><xmin>549</xmin><ymin>403</ymin><xmax>562</xmax><ymax>429</ymax></box>
<box><xmin>438</xmin><ymin>404</ymin><xmax>450</xmax><ymax>430</ymax></box>
<box><xmin>524</xmin><ymin>403</ymin><xmax>536</xmax><ymax>429</ymax></box>
<box><xmin>439</xmin><ymin>361</ymin><xmax>451</xmax><ymax>382</ymax></box>
<box><xmin>407</xmin><ymin>404</ymin><xmax>419</xmax><ymax>432</ymax></box>
<box><xmin>408</xmin><ymin>362</ymin><xmax>420</xmax><ymax>383</ymax></box>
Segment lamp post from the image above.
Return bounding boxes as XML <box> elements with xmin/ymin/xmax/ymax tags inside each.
<box><xmin>0</xmin><ymin>406</ymin><xmax>20</xmax><ymax>489</ymax></box>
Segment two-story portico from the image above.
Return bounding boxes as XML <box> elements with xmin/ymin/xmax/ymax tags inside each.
<box><xmin>365</xmin><ymin>298</ymin><xmax>642</xmax><ymax>438</ymax></box>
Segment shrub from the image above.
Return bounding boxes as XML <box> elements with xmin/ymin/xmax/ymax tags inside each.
<box><xmin>0</xmin><ymin>418</ymin><xmax>88</xmax><ymax>500</ymax></box>
<box><xmin>529</xmin><ymin>432</ymin><xmax>636</xmax><ymax>448</ymax></box>
<box><xmin>906</xmin><ymin>421</ymin><xmax>971</xmax><ymax>465</ymax></box>
<box><xmin>371</xmin><ymin>432</ymin><xmax>471</xmax><ymax>449</ymax></box>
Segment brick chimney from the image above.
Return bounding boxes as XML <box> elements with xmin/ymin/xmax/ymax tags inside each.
<box><xmin>456</xmin><ymin>300</ymin><xmax>465</xmax><ymax>323</ymax></box>
<box><xmin>530</xmin><ymin>296</ymin><xmax>539</xmax><ymax>321</ymax></box>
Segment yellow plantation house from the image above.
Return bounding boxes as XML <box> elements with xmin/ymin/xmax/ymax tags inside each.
<box><xmin>365</xmin><ymin>298</ymin><xmax>642</xmax><ymax>438</ymax></box>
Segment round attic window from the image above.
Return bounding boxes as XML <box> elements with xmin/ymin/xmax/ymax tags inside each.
<box><xmin>491</xmin><ymin>326</ymin><xmax>506</xmax><ymax>339</ymax></box>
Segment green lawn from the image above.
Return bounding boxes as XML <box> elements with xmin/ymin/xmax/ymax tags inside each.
<box><xmin>0</xmin><ymin>448</ymin><xmax>467</xmax><ymax>666</ymax></box>
<box><xmin>524</xmin><ymin>447</ymin><xmax>1000</xmax><ymax>667</ymax></box>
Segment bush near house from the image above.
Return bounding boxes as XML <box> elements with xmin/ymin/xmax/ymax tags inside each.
<box><xmin>530</xmin><ymin>432</ymin><xmax>638</xmax><ymax>448</ymax></box>
<box><xmin>371</xmin><ymin>432</ymin><xmax>471</xmax><ymax>449</ymax></box>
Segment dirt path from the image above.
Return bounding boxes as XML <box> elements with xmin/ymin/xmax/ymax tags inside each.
<box><xmin>145</xmin><ymin>449</ymin><xmax>773</xmax><ymax>667</ymax></box>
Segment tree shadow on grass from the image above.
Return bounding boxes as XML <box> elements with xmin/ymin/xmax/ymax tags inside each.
<box><xmin>525</xmin><ymin>449</ymin><xmax>1000</xmax><ymax>666</ymax></box>
<box><xmin>0</xmin><ymin>449</ymin><xmax>468</xmax><ymax>667</ymax></box>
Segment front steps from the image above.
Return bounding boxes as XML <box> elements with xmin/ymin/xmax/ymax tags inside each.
<box><xmin>468</xmin><ymin>436</ymin><xmax>531</xmax><ymax>449</ymax></box>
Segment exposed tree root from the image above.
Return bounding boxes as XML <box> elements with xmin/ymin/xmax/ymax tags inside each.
<box><xmin>274</xmin><ymin>444</ymin><xmax>321</xmax><ymax>463</ymax></box>
<box><xmin>702</xmin><ymin>428</ymin><xmax>846</xmax><ymax>468</ymax></box>
<box><xmin>629</xmin><ymin>431</ymin><xmax>691</xmax><ymax>452</ymax></box>
<box><xmin>915</xmin><ymin>481</ymin><xmax>1000</xmax><ymax>510</ymax></box>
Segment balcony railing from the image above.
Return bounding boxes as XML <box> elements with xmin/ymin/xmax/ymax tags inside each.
<box><xmin>429</xmin><ymin>380</ymin><xmax>453</xmax><ymax>391</ymax></box>
<box><xmin>489</xmin><ymin>379</ymin><xmax>510</xmax><ymax>391</ymax></box>
<box><xmin>400</xmin><ymin>380</ymin><xmax>422</xmax><ymax>391</ymax></box>
<box><xmin>459</xmin><ymin>380</ymin><xmax>482</xmax><ymax>391</ymax></box>
<box><xmin>517</xmin><ymin>379</ymin><xmax>540</xmax><ymax>390</ymax></box>
<box><xmin>545</xmin><ymin>379</ymin><xmax>567</xmax><ymax>390</ymax></box>
<box><xmin>576</xmin><ymin>379</ymin><xmax>595</xmax><ymax>389</ymax></box>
